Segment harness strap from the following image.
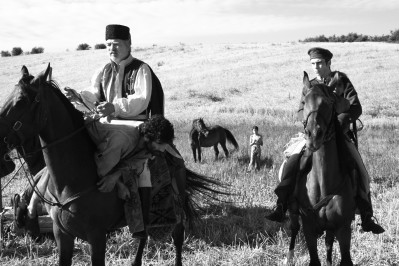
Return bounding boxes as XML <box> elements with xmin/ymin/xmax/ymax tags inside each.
<box><xmin>46</xmin><ymin>186</ymin><xmax>97</xmax><ymax>209</ymax></box>
<box><xmin>46</xmin><ymin>186</ymin><xmax>98</xmax><ymax>238</ymax></box>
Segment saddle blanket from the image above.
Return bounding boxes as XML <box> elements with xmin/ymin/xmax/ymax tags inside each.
<box><xmin>278</xmin><ymin>133</ymin><xmax>306</xmax><ymax>182</ymax></box>
<box><xmin>122</xmin><ymin>154</ymin><xmax>177</xmax><ymax>236</ymax></box>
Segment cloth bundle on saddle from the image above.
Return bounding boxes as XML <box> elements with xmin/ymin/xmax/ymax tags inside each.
<box><xmin>278</xmin><ymin>120</ymin><xmax>364</xmax><ymax>207</ymax></box>
<box><xmin>86</xmin><ymin>119</ymin><xmax>180</xmax><ymax>236</ymax></box>
<box><xmin>119</xmin><ymin>151</ymin><xmax>179</xmax><ymax>237</ymax></box>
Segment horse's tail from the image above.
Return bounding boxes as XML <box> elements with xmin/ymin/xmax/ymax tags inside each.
<box><xmin>183</xmin><ymin>168</ymin><xmax>230</xmax><ymax>228</ymax></box>
<box><xmin>224</xmin><ymin>129</ymin><xmax>239</xmax><ymax>150</ymax></box>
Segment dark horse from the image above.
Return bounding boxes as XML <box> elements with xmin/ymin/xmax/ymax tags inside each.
<box><xmin>0</xmin><ymin>64</ymin><xmax>225</xmax><ymax>266</ymax></box>
<box><xmin>286</xmin><ymin>72</ymin><xmax>356</xmax><ymax>266</ymax></box>
<box><xmin>189</xmin><ymin>118</ymin><xmax>238</xmax><ymax>162</ymax></box>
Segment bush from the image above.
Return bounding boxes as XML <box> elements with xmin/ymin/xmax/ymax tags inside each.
<box><xmin>355</xmin><ymin>35</ymin><xmax>369</xmax><ymax>42</ymax></box>
<box><xmin>299</xmin><ymin>29</ymin><xmax>398</xmax><ymax>43</ymax></box>
<box><xmin>31</xmin><ymin>47</ymin><xmax>44</xmax><ymax>54</ymax></box>
<box><xmin>76</xmin><ymin>43</ymin><xmax>91</xmax><ymax>51</ymax></box>
<box><xmin>94</xmin><ymin>43</ymin><xmax>106</xmax><ymax>49</ymax></box>
<box><xmin>301</xmin><ymin>35</ymin><xmax>329</xmax><ymax>42</ymax></box>
<box><xmin>389</xmin><ymin>29</ymin><xmax>399</xmax><ymax>43</ymax></box>
<box><xmin>11</xmin><ymin>47</ymin><xmax>23</xmax><ymax>56</ymax></box>
<box><xmin>1</xmin><ymin>50</ymin><xmax>11</xmax><ymax>57</ymax></box>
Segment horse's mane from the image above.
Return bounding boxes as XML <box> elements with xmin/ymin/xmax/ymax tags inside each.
<box><xmin>193</xmin><ymin>118</ymin><xmax>208</xmax><ymax>131</ymax></box>
<box><xmin>308</xmin><ymin>83</ymin><xmax>334</xmax><ymax>100</ymax></box>
<box><xmin>1</xmin><ymin>81</ymin><xmax>34</xmax><ymax>115</ymax></box>
<box><xmin>44</xmin><ymin>81</ymin><xmax>97</xmax><ymax>149</ymax></box>
<box><xmin>45</xmin><ymin>80</ymin><xmax>86</xmax><ymax>129</ymax></box>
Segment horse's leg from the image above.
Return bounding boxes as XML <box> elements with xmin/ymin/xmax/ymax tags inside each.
<box><xmin>220</xmin><ymin>140</ymin><xmax>229</xmax><ymax>159</ymax></box>
<box><xmin>191</xmin><ymin>144</ymin><xmax>197</xmax><ymax>163</ymax></box>
<box><xmin>213</xmin><ymin>145</ymin><xmax>219</xmax><ymax>161</ymax></box>
<box><xmin>172</xmin><ymin>222</ymin><xmax>185</xmax><ymax>266</ymax></box>
<box><xmin>198</xmin><ymin>145</ymin><xmax>202</xmax><ymax>162</ymax></box>
<box><xmin>325</xmin><ymin>230</ymin><xmax>335</xmax><ymax>266</ymax></box>
<box><xmin>132</xmin><ymin>236</ymin><xmax>148</xmax><ymax>266</ymax></box>
<box><xmin>286</xmin><ymin>211</ymin><xmax>300</xmax><ymax>265</ymax></box>
<box><xmin>302</xmin><ymin>222</ymin><xmax>321</xmax><ymax>266</ymax></box>
<box><xmin>88</xmin><ymin>232</ymin><xmax>106</xmax><ymax>266</ymax></box>
<box><xmin>53</xmin><ymin>225</ymin><xmax>75</xmax><ymax>266</ymax></box>
<box><xmin>335</xmin><ymin>223</ymin><xmax>353</xmax><ymax>266</ymax></box>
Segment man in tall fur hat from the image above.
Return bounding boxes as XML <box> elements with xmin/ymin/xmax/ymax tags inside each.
<box><xmin>19</xmin><ymin>24</ymin><xmax>179</xmax><ymax>239</ymax></box>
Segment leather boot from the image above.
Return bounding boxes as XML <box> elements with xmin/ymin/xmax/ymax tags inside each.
<box><xmin>13</xmin><ymin>194</ymin><xmax>26</xmax><ymax>228</ymax></box>
<box><xmin>265</xmin><ymin>203</ymin><xmax>287</xmax><ymax>222</ymax></box>
<box><xmin>356</xmin><ymin>195</ymin><xmax>385</xmax><ymax>234</ymax></box>
<box><xmin>266</xmin><ymin>151</ymin><xmax>311</xmax><ymax>223</ymax></box>
<box><xmin>134</xmin><ymin>187</ymin><xmax>152</xmax><ymax>239</ymax></box>
<box><xmin>361</xmin><ymin>214</ymin><xmax>385</xmax><ymax>234</ymax></box>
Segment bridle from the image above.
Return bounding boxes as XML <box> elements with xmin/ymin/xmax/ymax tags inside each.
<box><xmin>1</xmin><ymin>88</ymin><xmax>43</xmax><ymax>150</ymax></box>
<box><xmin>302</xmin><ymin>93</ymin><xmax>336</xmax><ymax>146</ymax></box>
<box><xmin>1</xmin><ymin>79</ymin><xmax>100</xmax><ymax>208</ymax></box>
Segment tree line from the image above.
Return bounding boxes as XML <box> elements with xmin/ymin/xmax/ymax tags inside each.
<box><xmin>2</xmin><ymin>29</ymin><xmax>398</xmax><ymax>57</ymax></box>
<box><xmin>300</xmin><ymin>29</ymin><xmax>399</xmax><ymax>43</ymax></box>
<box><xmin>1</xmin><ymin>43</ymin><xmax>107</xmax><ymax>57</ymax></box>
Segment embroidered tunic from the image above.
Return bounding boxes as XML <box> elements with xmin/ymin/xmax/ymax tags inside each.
<box><xmin>80</xmin><ymin>55</ymin><xmax>152</xmax><ymax>120</ymax></box>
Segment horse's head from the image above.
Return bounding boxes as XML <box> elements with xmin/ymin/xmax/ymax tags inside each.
<box><xmin>302</xmin><ymin>71</ymin><xmax>344</xmax><ymax>151</ymax></box>
<box><xmin>193</xmin><ymin>118</ymin><xmax>209</xmax><ymax>137</ymax></box>
<box><xmin>0</xmin><ymin>65</ymin><xmax>51</xmax><ymax>177</ymax></box>
<box><xmin>0</xmin><ymin>65</ymin><xmax>50</xmax><ymax>148</ymax></box>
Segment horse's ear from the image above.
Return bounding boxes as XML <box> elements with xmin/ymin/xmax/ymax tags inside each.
<box><xmin>328</xmin><ymin>72</ymin><xmax>344</xmax><ymax>96</ymax></box>
<box><xmin>31</xmin><ymin>63</ymin><xmax>51</xmax><ymax>86</ymax></box>
<box><xmin>303</xmin><ymin>71</ymin><xmax>311</xmax><ymax>92</ymax></box>
<box><xmin>21</xmin><ymin>65</ymin><xmax>30</xmax><ymax>78</ymax></box>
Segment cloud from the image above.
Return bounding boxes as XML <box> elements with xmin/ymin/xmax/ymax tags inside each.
<box><xmin>0</xmin><ymin>0</ymin><xmax>398</xmax><ymax>52</ymax></box>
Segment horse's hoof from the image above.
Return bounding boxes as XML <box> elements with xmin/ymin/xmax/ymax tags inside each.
<box><xmin>132</xmin><ymin>259</ymin><xmax>142</xmax><ymax>266</ymax></box>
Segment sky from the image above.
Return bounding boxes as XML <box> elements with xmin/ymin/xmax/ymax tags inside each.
<box><xmin>1</xmin><ymin>0</ymin><xmax>398</xmax><ymax>53</ymax></box>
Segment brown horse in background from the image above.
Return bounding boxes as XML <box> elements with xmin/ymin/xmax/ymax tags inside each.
<box><xmin>287</xmin><ymin>72</ymin><xmax>356</xmax><ymax>266</ymax></box>
<box><xmin>189</xmin><ymin>118</ymin><xmax>238</xmax><ymax>162</ymax></box>
<box><xmin>0</xmin><ymin>65</ymin><xmax>227</xmax><ymax>266</ymax></box>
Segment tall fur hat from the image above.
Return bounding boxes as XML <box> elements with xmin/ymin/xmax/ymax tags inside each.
<box><xmin>308</xmin><ymin>47</ymin><xmax>333</xmax><ymax>61</ymax></box>
<box><xmin>105</xmin><ymin>24</ymin><xmax>130</xmax><ymax>40</ymax></box>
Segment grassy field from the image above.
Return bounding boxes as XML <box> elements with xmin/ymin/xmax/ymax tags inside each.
<box><xmin>0</xmin><ymin>42</ymin><xmax>399</xmax><ymax>265</ymax></box>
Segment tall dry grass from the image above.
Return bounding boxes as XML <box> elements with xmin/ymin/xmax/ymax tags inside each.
<box><xmin>0</xmin><ymin>42</ymin><xmax>398</xmax><ymax>265</ymax></box>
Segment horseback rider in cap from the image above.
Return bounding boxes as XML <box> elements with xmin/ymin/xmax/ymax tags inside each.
<box><xmin>265</xmin><ymin>47</ymin><xmax>385</xmax><ymax>234</ymax></box>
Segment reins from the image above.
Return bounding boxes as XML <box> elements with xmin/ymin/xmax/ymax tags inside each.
<box><xmin>2</xmin><ymin>78</ymin><xmax>103</xmax><ymax>209</ymax></box>
<box><xmin>300</xmin><ymin>89</ymin><xmax>342</xmax><ymax>214</ymax></box>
